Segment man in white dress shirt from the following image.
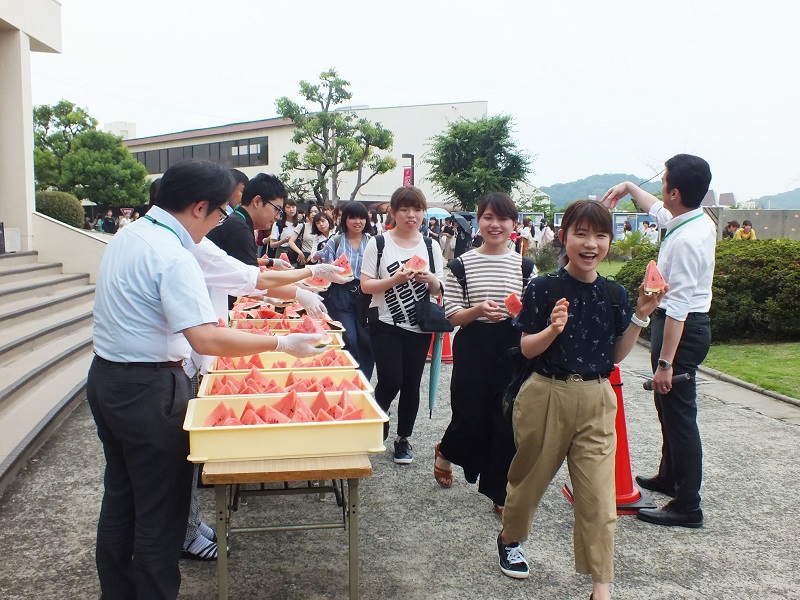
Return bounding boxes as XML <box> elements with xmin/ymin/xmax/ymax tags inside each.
<box><xmin>602</xmin><ymin>154</ymin><xmax>714</xmax><ymax>529</ymax></box>
<box><xmin>88</xmin><ymin>160</ymin><xmax>325</xmax><ymax>599</ymax></box>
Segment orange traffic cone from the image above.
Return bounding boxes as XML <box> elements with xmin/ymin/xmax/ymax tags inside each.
<box><xmin>561</xmin><ymin>364</ymin><xmax>656</xmax><ymax>514</ymax></box>
<box><xmin>426</xmin><ymin>332</ymin><xmax>454</xmax><ymax>364</ymax></box>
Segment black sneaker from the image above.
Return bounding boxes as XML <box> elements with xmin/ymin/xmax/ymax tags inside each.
<box><xmin>393</xmin><ymin>438</ymin><xmax>413</xmax><ymax>464</ymax></box>
<box><xmin>497</xmin><ymin>533</ymin><xmax>529</xmax><ymax>579</ymax></box>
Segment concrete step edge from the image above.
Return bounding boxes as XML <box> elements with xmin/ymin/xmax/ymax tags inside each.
<box><xmin>0</xmin><ymin>286</ymin><xmax>95</xmax><ymax>325</ymax></box>
<box><xmin>0</xmin><ymin>273</ymin><xmax>89</xmax><ymax>298</ymax></box>
<box><xmin>0</xmin><ymin>309</ymin><xmax>94</xmax><ymax>359</ymax></box>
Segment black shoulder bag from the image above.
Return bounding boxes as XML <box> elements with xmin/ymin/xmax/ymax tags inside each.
<box><xmin>414</xmin><ymin>237</ymin><xmax>454</xmax><ymax>333</ymax></box>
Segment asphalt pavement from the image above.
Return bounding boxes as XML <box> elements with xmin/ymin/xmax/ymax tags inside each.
<box><xmin>1</xmin><ymin>343</ymin><xmax>799</xmax><ymax>599</ymax></box>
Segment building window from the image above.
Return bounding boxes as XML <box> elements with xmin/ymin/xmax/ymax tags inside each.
<box><xmin>131</xmin><ymin>136</ymin><xmax>269</xmax><ymax>174</ymax></box>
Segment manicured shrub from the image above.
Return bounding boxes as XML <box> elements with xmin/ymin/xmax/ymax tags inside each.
<box><xmin>616</xmin><ymin>239</ymin><xmax>800</xmax><ymax>342</ymax></box>
<box><xmin>35</xmin><ymin>191</ymin><xmax>84</xmax><ymax>228</ymax></box>
<box><xmin>530</xmin><ymin>244</ymin><xmax>561</xmax><ymax>274</ymax></box>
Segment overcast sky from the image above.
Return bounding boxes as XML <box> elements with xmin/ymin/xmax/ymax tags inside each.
<box><xmin>31</xmin><ymin>0</ymin><xmax>799</xmax><ymax>200</ymax></box>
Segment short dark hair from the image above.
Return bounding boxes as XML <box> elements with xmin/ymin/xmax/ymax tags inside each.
<box><xmin>229</xmin><ymin>169</ymin><xmax>249</xmax><ymax>186</ymax></box>
<box><xmin>728</xmin><ymin>220</ymin><xmax>740</xmax><ymax>229</ymax></box>
<box><xmin>149</xmin><ymin>178</ymin><xmax>161</xmax><ymax>207</ymax></box>
<box><xmin>559</xmin><ymin>199</ymin><xmax>613</xmax><ymax>266</ymax></box>
<box><xmin>390</xmin><ymin>186</ymin><xmax>427</xmax><ymax>212</ymax></box>
<box><xmin>311</xmin><ymin>212</ymin><xmax>334</xmax><ymax>235</ymax></box>
<box><xmin>155</xmin><ymin>160</ymin><xmax>233</xmax><ymax>213</ymax></box>
<box><xmin>742</xmin><ymin>219</ymin><xmax>752</xmax><ymax>227</ymax></box>
<box><xmin>339</xmin><ymin>201</ymin><xmax>368</xmax><ymax>233</ymax></box>
<box><xmin>241</xmin><ymin>173</ymin><xmax>287</xmax><ymax>207</ymax></box>
<box><xmin>477</xmin><ymin>192</ymin><xmax>518</xmax><ymax>222</ymax></box>
<box><xmin>664</xmin><ymin>154</ymin><xmax>712</xmax><ymax>209</ymax></box>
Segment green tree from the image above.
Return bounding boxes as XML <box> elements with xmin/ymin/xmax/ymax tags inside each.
<box><xmin>425</xmin><ymin>115</ymin><xmax>531</xmax><ymax>211</ymax></box>
<box><xmin>33</xmin><ymin>100</ymin><xmax>97</xmax><ymax>190</ymax></box>
<box><xmin>275</xmin><ymin>68</ymin><xmax>396</xmax><ymax>203</ymax></box>
<box><xmin>60</xmin><ymin>130</ymin><xmax>148</xmax><ymax>207</ymax></box>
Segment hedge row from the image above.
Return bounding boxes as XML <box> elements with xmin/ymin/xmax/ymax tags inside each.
<box><xmin>35</xmin><ymin>191</ymin><xmax>84</xmax><ymax>228</ymax></box>
<box><xmin>615</xmin><ymin>239</ymin><xmax>800</xmax><ymax>342</ymax></box>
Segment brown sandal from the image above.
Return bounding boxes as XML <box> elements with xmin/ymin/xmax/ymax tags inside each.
<box><xmin>434</xmin><ymin>442</ymin><xmax>453</xmax><ymax>488</ymax></box>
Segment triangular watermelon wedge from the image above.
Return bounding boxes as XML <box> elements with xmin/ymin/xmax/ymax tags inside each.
<box><xmin>644</xmin><ymin>260</ymin><xmax>667</xmax><ymax>294</ymax></box>
<box><xmin>256</xmin><ymin>404</ymin><xmax>291</xmax><ymax>424</ymax></box>
<box><xmin>241</xmin><ymin>408</ymin><xmax>266</xmax><ymax>425</ymax></box>
<box><xmin>310</xmin><ymin>390</ymin><xmax>330</xmax><ymax>415</ymax></box>
<box><xmin>340</xmin><ymin>408</ymin><xmax>364</xmax><ymax>421</ymax></box>
<box><xmin>504</xmin><ymin>292</ymin><xmax>523</xmax><ymax>317</ymax></box>
<box><xmin>402</xmin><ymin>254</ymin><xmax>428</xmax><ymax>273</ymax></box>
<box><xmin>279</xmin><ymin>252</ymin><xmax>291</xmax><ymax>264</ymax></box>
<box><xmin>331</xmin><ymin>253</ymin><xmax>354</xmax><ymax>280</ymax></box>
<box><xmin>316</xmin><ymin>408</ymin><xmax>335</xmax><ymax>421</ymax></box>
<box><xmin>203</xmin><ymin>401</ymin><xmax>230</xmax><ymax>427</ymax></box>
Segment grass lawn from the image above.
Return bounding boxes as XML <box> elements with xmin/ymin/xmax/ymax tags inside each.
<box><xmin>597</xmin><ymin>260</ymin><xmax>625</xmax><ymax>277</ymax></box>
<box><xmin>704</xmin><ymin>342</ymin><xmax>800</xmax><ymax>399</ymax></box>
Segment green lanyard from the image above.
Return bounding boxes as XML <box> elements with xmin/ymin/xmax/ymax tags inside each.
<box><xmin>661</xmin><ymin>213</ymin><xmax>704</xmax><ymax>243</ymax></box>
<box><xmin>233</xmin><ymin>207</ymin><xmax>248</xmax><ymax>222</ymax></box>
<box><xmin>143</xmin><ymin>215</ymin><xmax>183</xmax><ymax>247</ymax></box>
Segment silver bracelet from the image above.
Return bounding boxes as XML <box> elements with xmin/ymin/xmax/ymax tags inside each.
<box><xmin>631</xmin><ymin>313</ymin><xmax>650</xmax><ymax>328</ymax></box>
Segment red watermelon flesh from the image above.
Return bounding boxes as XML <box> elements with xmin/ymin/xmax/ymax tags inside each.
<box><xmin>337</xmin><ymin>378</ymin><xmax>360</xmax><ymax>392</ymax></box>
<box><xmin>402</xmin><ymin>254</ymin><xmax>428</xmax><ymax>273</ymax></box>
<box><xmin>250</xmin><ymin>354</ymin><xmax>264</xmax><ymax>368</ymax></box>
<box><xmin>338</xmin><ymin>390</ymin><xmax>357</xmax><ymax>413</ymax></box>
<box><xmin>256</xmin><ymin>404</ymin><xmax>291</xmax><ymax>424</ymax></box>
<box><xmin>310</xmin><ymin>391</ymin><xmax>330</xmax><ymax>415</ymax></box>
<box><xmin>221</xmin><ymin>416</ymin><xmax>243</xmax><ymax>426</ymax></box>
<box><xmin>203</xmin><ymin>401</ymin><xmax>230</xmax><ymax>427</ymax></box>
<box><xmin>217</xmin><ymin>318</ymin><xmax>227</xmax><ymax>328</ymax></box>
<box><xmin>239</xmin><ymin>401</ymin><xmax>257</xmax><ymax>420</ymax></box>
<box><xmin>331</xmin><ymin>253</ymin><xmax>354</xmax><ymax>278</ymax></box>
<box><xmin>284</xmin><ymin>305</ymin><xmax>301</xmax><ymax>318</ymax></box>
<box><xmin>504</xmin><ymin>293</ymin><xmax>523</xmax><ymax>317</ymax></box>
<box><xmin>644</xmin><ymin>260</ymin><xmax>667</xmax><ymax>294</ymax></box>
<box><xmin>271</xmin><ymin>360</ymin><xmax>288</xmax><ymax>369</ymax></box>
<box><xmin>340</xmin><ymin>408</ymin><xmax>364</xmax><ymax>421</ymax></box>
<box><xmin>279</xmin><ymin>252</ymin><xmax>290</xmax><ymax>263</ymax></box>
<box><xmin>291</xmin><ymin>399</ymin><xmax>316</xmax><ymax>422</ymax></box>
<box><xmin>301</xmin><ymin>276</ymin><xmax>332</xmax><ymax>290</ymax></box>
<box><xmin>240</xmin><ymin>408</ymin><xmax>266</xmax><ymax>425</ymax></box>
<box><xmin>272</xmin><ymin>391</ymin><xmax>299</xmax><ymax>416</ymax></box>
<box><xmin>316</xmin><ymin>408</ymin><xmax>335</xmax><ymax>421</ymax></box>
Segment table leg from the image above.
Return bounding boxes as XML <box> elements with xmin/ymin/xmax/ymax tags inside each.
<box><xmin>348</xmin><ymin>478</ymin><xmax>359</xmax><ymax>600</ymax></box>
<box><xmin>216</xmin><ymin>484</ymin><xmax>228</xmax><ymax>600</ymax></box>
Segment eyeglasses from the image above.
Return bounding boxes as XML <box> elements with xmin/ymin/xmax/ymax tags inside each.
<box><xmin>216</xmin><ymin>206</ymin><xmax>229</xmax><ymax>225</ymax></box>
<box><xmin>266</xmin><ymin>201</ymin><xmax>284</xmax><ymax>219</ymax></box>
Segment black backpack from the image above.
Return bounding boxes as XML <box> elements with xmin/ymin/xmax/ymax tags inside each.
<box><xmin>501</xmin><ymin>271</ymin><xmax>626</xmax><ymax>421</ymax></box>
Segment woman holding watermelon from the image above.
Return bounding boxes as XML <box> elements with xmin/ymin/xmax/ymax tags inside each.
<box><xmin>435</xmin><ymin>193</ymin><xmax>531</xmax><ymax>513</ymax></box>
<box><xmin>317</xmin><ymin>201</ymin><xmax>375</xmax><ymax>380</ymax></box>
<box><xmin>360</xmin><ymin>186</ymin><xmax>444</xmax><ymax>464</ymax></box>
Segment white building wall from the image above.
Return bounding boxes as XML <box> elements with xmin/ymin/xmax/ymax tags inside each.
<box><xmin>126</xmin><ymin>101</ymin><xmax>488</xmax><ymax>206</ymax></box>
<box><xmin>0</xmin><ymin>0</ymin><xmax>61</xmax><ymax>251</ymax></box>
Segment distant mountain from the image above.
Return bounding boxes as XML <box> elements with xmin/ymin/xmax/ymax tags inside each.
<box><xmin>757</xmin><ymin>187</ymin><xmax>800</xmax><ymax>209</ymax></box>
<box><xmin>540</xmin><ymin>174</ymin><xmax>661</xmax><ymax>207</ymax></box>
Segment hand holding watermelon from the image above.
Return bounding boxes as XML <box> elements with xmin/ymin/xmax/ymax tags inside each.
<box><xmin>275</xmin><ymin>332</ymin><xmax>327</xmax><ymax>358</ymax></box>
<box><xmin>480</xmin><ymin>299</ymin><xmax>504</xmax><ymax>322</ymax></box>
<box><xmin>308</xmin><ymin>263</ymin><xmax>350</xmax><ymax>284</ymax></box>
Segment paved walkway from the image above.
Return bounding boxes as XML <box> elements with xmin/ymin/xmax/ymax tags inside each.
<box><xmin>1</xmin><ymin>343</ymin><xmax>799</xmax><ymax>599</ymax></box>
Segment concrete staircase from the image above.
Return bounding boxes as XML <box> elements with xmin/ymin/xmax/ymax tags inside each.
<box><xmin>0</xmin><ymin>250</ymin><xmax>95</xmax><ymax>497</ymax></box>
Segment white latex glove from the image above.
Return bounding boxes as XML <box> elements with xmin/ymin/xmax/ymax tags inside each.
<box><xmin>275</xmin><ymin>333</ymin><xmax>326</xmax><ymax>358</ymax></box>
<box><xmin>271</xmin><ymin>258</ymin><xmax>293</xmax><ymax>271</ymax></box>
<box><xmin>307</xmin><ymin>263</ymin><xmax>350</xmax><ymax>284</ymax></box>
<box><xmin>295</xmin><ymin>288</ymin><xmax>328</xmax><ymax>319</ymax></box>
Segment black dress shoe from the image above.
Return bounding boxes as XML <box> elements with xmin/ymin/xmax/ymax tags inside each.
<box><xmin>637</xmin><ymin>504</ymin><xmax>703</xmax><ymax>528</ymax></box>
<box><xmin>635</xmin><ymin>474</ymin><xmax>675</xmax><ymax>497</ymax></box>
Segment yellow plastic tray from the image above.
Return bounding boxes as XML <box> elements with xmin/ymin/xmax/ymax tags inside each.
<box><xmin>183</xmin><ymin>392</ymin><xmax>388</xmax><ymax>462</ymax></box>
<box><xmin>197</xmin><ymin>368</ymin><xmax>373</xmax><ymax>397</ymax></box>
<box><xmin>209</xmin><ymin>349</ymin><xmax>359</xmax><ymax>373</ymax></box>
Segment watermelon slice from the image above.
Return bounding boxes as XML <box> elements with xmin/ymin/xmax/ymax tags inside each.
<box><xmin>340</xmin><ymin>408</ymin><xmax>365</xmax><ymax>421</ymax></box>
<box><xmin>239</xmin><ymin>400</ymin><xmax>257</xmax><ymax>420</ymax></box>
<box><xmin>203</xmin><ymin>401</ymin><xmax>230</xmax><ymax>427</ymax></box>
<box><xmin>644</xmin><ymin>260</ymin><xmax>667</xmax><ymax>294</ymax></box>
<box><xmin>300</xmin><ymin>276</ymin><xmax>332</xmax><ymax>290</ymax></box>
<box><xmin>217</xmin><ymin>318</ymin><xmax>228</xmax><ymax>328</ymax></box>
<box><xmin>402</xmin><ymin>254</ymin><xmax>428</xmax><ymax>273</ymax></box>
<box><xmin>331</xmin><ymin>253</ymin><xmax>355</xmax><ymax>280</ymax></box>
<box><xmin>316</xmin><ymin>408</ymin><xmax>335</xmax><ymax>421</ymax></box>
<box><xmin>279</xmin><ymin>252</ymin><xmax>290</xmax><ymax>264</ymax></box>
<box><xmin>297</xmin><ymin>315</ymin><xmax>332</xmax><ymax>348</ymax></box>
<box><xmin>250</xmin><ymin>354</ymin><xmax>264</xmax><ymax>368</ymax></box>
<box><xmin>310</xmin><ymin>390</ymin><xmax>330</xmax><ymax>415</ymax></box>
<box><xmin>256</xmin><ymin>404</ymin><xmax>291</xmax><ymax>424</ymax></box>
<box><xmin>504</xmin><ymin>292</ymin><xmax>523</xmax><ymax>317</ymax></box>
<box><xmin>240</xmin><ymin>408</ymin><xmax>266</xmax><ymax>425</ymax></box>
<box><xmin>221</xmin><ymin>416</ymin><xmax>243</xmax><ymax>426</ymax></box>
<box><xmin>291</xmin><ymin>398</ymin><xmax>316</xmax><ymax>422</ymax></box>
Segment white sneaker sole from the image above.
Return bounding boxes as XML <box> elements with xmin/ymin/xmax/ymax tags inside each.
<box><xmin>394</xmin><ymin>457</ymin><xmax>413</xmax><ymax>464</ymax></box>
<box><xmin>499</xmin><ymin>563</ymin><xmax>529</xmax><ymax>579</ymax></box>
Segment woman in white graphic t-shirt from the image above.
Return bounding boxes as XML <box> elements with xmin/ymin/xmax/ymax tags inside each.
<box><xmin>361</xmin><ymin>186</ymin><xmax>444</xmax><ymax>465</ymax></box>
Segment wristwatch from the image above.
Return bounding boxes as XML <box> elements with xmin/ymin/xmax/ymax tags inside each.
<box><xmin>657</xmin><ymin>358</ymin><xmax>672</xmax><ymax>370</ymax></box>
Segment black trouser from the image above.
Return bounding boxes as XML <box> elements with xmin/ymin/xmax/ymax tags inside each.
<box><xmin>87</xmin><ymin>357</ymin><xmax>194</xmax><ymax>600</ymax></box>
<box><xmin>370</xmin><ymin>319</ymin><xmax>431</xmax><ymax>438</ymax></box>
<box><xmin>439</xmin><ymin>319</ymin><xmax>518</xmax><ymax>505</ymax></box>
<box><xmin>649</xmin><ymin>310</ymin><xmax>711</xmax><ymax>511</ymax></box>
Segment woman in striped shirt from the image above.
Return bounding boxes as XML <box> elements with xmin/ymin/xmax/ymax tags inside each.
<box><xmin>317</xmin><ymin>201</ymin><xmax>374</xmax><ymax>380</ymax></box>
<box><xmin>435</xmin><ymin>192</ymin><xmax>533</xmax><ymax>514</ymax></box>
